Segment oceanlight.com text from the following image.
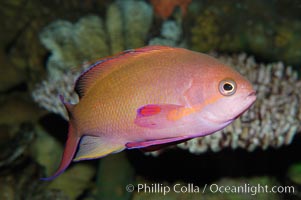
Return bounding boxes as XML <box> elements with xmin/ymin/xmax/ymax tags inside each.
<box><xmin>206</xmin><ymin>183</ymin><xmax>295</xmax><ymax>196</ymax></box>
<box><xmin>125</xmin><ymin>183</ymin><xmax>295</xmax><ymax>196</ymax></box>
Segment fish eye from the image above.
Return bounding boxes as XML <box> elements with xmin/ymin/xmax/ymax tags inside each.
<box><xmin>219</xmin><ymin>79</ymin><xmax>237</xmax><ymax>96</ymax></box>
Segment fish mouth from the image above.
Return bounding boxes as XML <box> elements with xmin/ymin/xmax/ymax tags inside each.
<box><xmin>232</xmin><ymin>90</ymin><xmax>256</xmax><ymax>120</ymax></box>
<box><xmin>245</xmin><ymin>90</ymin><xmax>257</xmax><ymax>102</ymax></box>
<box><xmin>248</xmin><ymin>90</ymin><xmax>256</xmax><ymax>97</ymax></box>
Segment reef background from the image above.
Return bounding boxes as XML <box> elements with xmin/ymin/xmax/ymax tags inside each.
<box><xmin>0</xmin><ymin>0</ymin><xmax>301</xmax><ymax>200</ymax></box>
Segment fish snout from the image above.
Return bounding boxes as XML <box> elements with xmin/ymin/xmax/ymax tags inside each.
<box><xmin>248</xmin><ymin>90</ymin><xmax>256</xmax><ymax>97</ymax></box>
<box><xmin>245</xmin><ymin>90</ymin><xmax>257</xmax><ymax>105</ymax></box>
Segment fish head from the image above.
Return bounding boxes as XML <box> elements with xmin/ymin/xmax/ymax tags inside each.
<box><xmin>186</xmin><ymin>62</ymin><xmax>256</xmax><ymax>125</ymax></box>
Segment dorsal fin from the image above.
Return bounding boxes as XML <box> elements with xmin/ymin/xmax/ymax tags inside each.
<box><xmin>74</xmin><ymin>45</ymin><xmax>173</xmax><ymax>98</ymax></box>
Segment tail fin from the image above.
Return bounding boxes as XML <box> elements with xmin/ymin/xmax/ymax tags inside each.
<box><xmin>41</xmin><ymin>95</ymin><xmax>80</xmax><ymax>181</ymax></box>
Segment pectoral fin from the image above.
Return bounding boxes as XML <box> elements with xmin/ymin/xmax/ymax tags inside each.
<box><xmin>134</xmin><ymin>104</ymin><xmax>184</xmax><ymax>129</ymax></box>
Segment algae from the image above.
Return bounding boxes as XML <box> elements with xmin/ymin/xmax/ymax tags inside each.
<box><xmin>190</xmin><ymin>0</ymin><xmax>301</xmax><ymax>65</ymax></box>
<box><xmin>96</xmin><ymin>152</ymin><xmax>134</xmax><ymax>200</ymax></box>
<box><xmin>47</xmin><ymin>163</ymin><xmax>96</xmax><ymax>200</ymax></box>
<box><xmin>288</xmin><ymin>163</ymin><xmax>301</xmax><ymax>185</ymax></box>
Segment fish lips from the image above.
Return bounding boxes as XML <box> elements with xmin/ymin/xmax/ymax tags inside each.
<box><xmin>246</xmin><ymin>90</ymin><xmax>257</xmax><ymax>104</ymax></box>
<box><xmin>248</xmin><ymin>90</ymin><xmax>256</xmax><ymax>98</ymax></box>
<box><xmin>236</xmin><ymin>90</ymin><xmax>257</xmax><ymax>118</ymax></box>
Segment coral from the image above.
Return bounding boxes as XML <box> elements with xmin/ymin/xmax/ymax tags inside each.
<box><xmin>106</xmin><ymin>0</ymin><xmax>153</xmax><ymax>51</ymax></box>
<box><xmin>34</xmin><ymin>0</ymin><xmax>154</xmax><ymax>116</ymax></box>
<box><xmin>0</xmin><ymin>0</ymin><xmax>111</xmax><ymax>91</ymax></box>
<box><xmin>74</xmin><ymin>16</ymin><xmax>109</xmax><ymax>62</ymax></box>
<box><xmin>149</xmin><ymin>0</ymin><xmax>192</xmax><ymax>19</ymax></box>
<box><xmin>106</xmin><ymin>2</ymin><xmax>124</xmax><ymax>54</ymax></box>
<box><xmin>47</xmin><ymin>164</ymin><xmax>96</xmax><ymax>200</ymax></box>
<box><xmin>30</xmin><ymin>125</ymin><xmax>63</xmax><ymax>176</ymax></box>
<box><xmin>120</xmin><ymin>0</ymin><xmax>153</xmax><ymax>48</ymax></box>
<box><xmin>39</xmin><ymin>0</ymin><xmax>153</xmax><ymax>80</ymax></box>
<box><xmin>190</xmin><ymin>1</ymin><xmax>301</xmax><ymax>66</ymax></box>
<box><xmin>274</xmin><ymin>21</ymin><xmax>301</xmax><ymax>65</ymax></box>
<box><xmin>191</xmin><ymin>9</ymin><xmax>221</xmax><ymax>52</ymax></box>
<box><xmin>177</xmin><ymin>53</ymin><xmax>301</xmax><ymax>154</ymax></box>
<box><xmin>148</xmin><ymin>20</ymin><xmax>186</xmax><ymax>47</ymax></box>
<box><xmin>32</xmin><ymin>52</ymin><xmax>301</xmax><ymax>154</ymax></box>
<box><xmin>274</xmin><ymin>26</ymin><xmax>293</xmax><ymax>48</ymax></box>
<box><xmin>39</xmin><ymin>15</ymin><xmax>109</xmax><ymax>80</ymax></box>
<box><xmin>161</xmin><ymin>20</ymin><xmax>182</xmax><ymax>41</ymax></box>
<box><xmin>32</xmin><ymin>65</ymin><xmax>82</xmax><ymax>120</ymax></box>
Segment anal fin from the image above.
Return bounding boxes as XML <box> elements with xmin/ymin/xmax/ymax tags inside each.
<box><xmin>74</xmin><ymin>135</ymin><xmax>125</xmax><ymax>161</ymax></box>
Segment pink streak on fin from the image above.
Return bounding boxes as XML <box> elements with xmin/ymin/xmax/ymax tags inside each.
<box><xmin>126</xmin><ymin>136</ymin><xmax>190</xmax><ymax>149</ymax></box>
<box><xmin>75</xmin><ymin>46</ymin><xmax>173</xmax><ymax>98</ymax></box>
<box><xmin>41</xmin><ymin>95</ymin><xmax>80</xmax><ymax>181</ymax></box>
<box><xmin>134</xmin><ymin>104</ymin><xmax>183</xmax><ymax>129</ymax></box>
<box><xmin>140</xmin><ymin>138</ymin><xmax>192</xmax><ymax>152</ymax></box>
<box><xmin>137</xmin><ymin>104</ymin><xmax>162</xmax><ymax>116</ymax></box>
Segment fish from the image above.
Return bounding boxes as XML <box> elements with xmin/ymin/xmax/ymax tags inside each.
<box><xmin>42</xmin><ymin>46</ymin><xmax>256</xmax><ymax>180</ymax></box>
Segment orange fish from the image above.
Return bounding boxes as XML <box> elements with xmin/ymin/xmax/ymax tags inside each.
<box><xmin>42</xmin><ymin>46</ymin><xmax>256</xmax><ymax>180</ymax></box>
